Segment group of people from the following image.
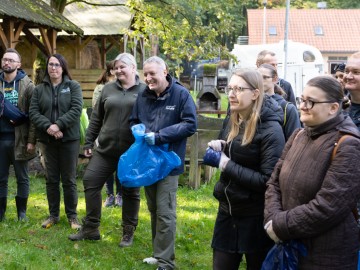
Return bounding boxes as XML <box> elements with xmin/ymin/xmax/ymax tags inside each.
<box><xmin>1</xmin><ymin>46</ymin><xmax>360</xmax><ymax>270</ymax></box>
<box><xmin>205</xmin><ymin>50</ymin><xmax>360</xmax><ymax>270</ymax></box>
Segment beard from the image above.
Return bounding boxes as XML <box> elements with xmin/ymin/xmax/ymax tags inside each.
<box><xmin>2</xmin><ymin>66</ymin><xmax>16</xmax><ymax>73</ymax></box>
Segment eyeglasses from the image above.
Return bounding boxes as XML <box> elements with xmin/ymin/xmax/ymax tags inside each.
<box><xmin>48</xmin><ymin>63</ymin><xmax>61</xmax><ymax>68</ymax></box>
<box><xmin>225</xmin><ymin>86</ymin><xmax>253</xmax><ymax>95</ymax></box>
<box><xmin>1</xmin><ymin>58</ymin><xmax>19</xmax><ymax>64</ymax></box>
<box><xmin>299</xmin><ymin>98</ymin><xmax>336</xmax><ymax>110</ymax></box>
<box><xmin>262</xmin><ymin>75</ymin><xmax>273</xmax><ymax>80</ymax></box>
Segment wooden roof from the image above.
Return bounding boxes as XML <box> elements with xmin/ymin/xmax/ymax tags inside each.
<box><xmin>0</xmin><ymin>0</ymin><xmax>83</xmax><ymax>35</ymax></box>
<box><xmin>247</xmin><ymin>9</ymin><xmax>360</xmax><ymax>54</ymax></box>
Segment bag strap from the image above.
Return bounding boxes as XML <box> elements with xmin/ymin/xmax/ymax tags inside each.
<box><xmin>331</xmin><ymin>134</ymin><xmax>359</xmax><ymax>222</ymax></box>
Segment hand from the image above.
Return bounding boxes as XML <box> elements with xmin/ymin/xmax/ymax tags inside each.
<box><xmin>84</xmin><ymin>148</ymin><xmax>92</xmax><ymax>158</ymax></box>
<box><xmin>219</xmin><ymin>152</ymin><xmax>230</xmax><ymax>171</ymax></box>
<box><xmin>54</xmin><ymin>131</ymin><xmax>63</xmax><ymax>140</ymax></box>
<box><xmin>208</xmin><ymin>140</ymin><xmax>226</xmax><ymax>152</ymax></box>
<box><xmin>145</xmin><ymin>132</ymin><xmax>155</xmax><ymax>145</ymax></box>
<box><xmin>27</xmin><ymin>143</ymin><xmax>36</xmax><ymax>154</ymax></box>
<box><xmin>47</xmin><ymin>124</ymin><xmax>60</xmax><ymax>136</ymax></box>
<box><xmin>264</xmin><ymin>220</ymin><xmax>281</xmax><ymax>243</ymax></box>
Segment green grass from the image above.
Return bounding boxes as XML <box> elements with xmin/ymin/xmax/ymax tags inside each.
<box><xmin>0</xmin><ymin>170</ymin><xmax>246</xmax><ymax>270</ymax></box>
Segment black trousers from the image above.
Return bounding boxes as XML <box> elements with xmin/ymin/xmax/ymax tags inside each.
<box><xmin>40</xmin><ymin>140</ymin><xmax>79</xmax><ymax>219</ymax></box>
<box><xmin>83</xmin><ymin>150</ymin><xmax>140</xmax><ymax>228</ymax></box>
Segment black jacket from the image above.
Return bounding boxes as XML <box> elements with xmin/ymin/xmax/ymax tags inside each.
<box><xmin>214</xmin><ymin>95</ymin><xmax>285</xmax><ymax>217</ymax></box>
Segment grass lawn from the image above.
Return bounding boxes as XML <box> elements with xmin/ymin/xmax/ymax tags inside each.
<box><xmin>0</xmin><ymin>171</ymin><xmax>247</xmax><ymax>270</ymax></box>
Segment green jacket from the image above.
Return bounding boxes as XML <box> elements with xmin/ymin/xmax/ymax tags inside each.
<box><xmin>29</xmin><ymin>75</ymin><xmax>83</xmax><ymax>143</ymax></box>
<box><xmin>0</xmin><ymin>70</ymin><xmax>36</xmax><ymax>160</ymax></box>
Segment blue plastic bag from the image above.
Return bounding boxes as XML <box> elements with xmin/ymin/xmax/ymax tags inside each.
<box><xmin>261</xmin><ymin>240</ymin><xmax>307</xmax><ymax>270</ymax></box>
<box><xmin>117</xmin><ymin>124</ymin><xmax>181</xmax><ymax>188</ymax></box>
<box><xmin>0</xmin><ymin>91</ymin><xmax>28</xmax><ymax>126</ymax></box>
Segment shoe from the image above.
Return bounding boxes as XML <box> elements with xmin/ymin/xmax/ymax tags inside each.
<box><xmin>68</xmin><ymin>223</ymin><xmax>100</xmax><ymax>241</ymax></box>
<box><xmin>41</xmin><ymin>216</ymin><xmax>60</xmax><ymax>229</ymax></box>
<box><xmin>15</xmin><ymin>196</ymin><xmax>28</xmax><ymax>221</ymax></box>
<box><xmin>104</xmin><ymin>194</ymin><xmax>115</xmax><ymax>207</ymax></box>
<box><xmin>157</xmin><ymin>267</ymin><xmax>167</xmax><ymax>270</ymax></box>
<box><xmin>119</xmin><ymin>225</ymin><xmax>135</xmax><ymax>247</ymax></box>
<box><xmin>143</xmin><ymin>257</ymin><xmax>158</xmax><ymax>265</ymax></box>
<box><xmin>115</xmin><ymin>194</ymin><xmax>123</xmax><ymax>207</ymax></box>
<box><xmin>69</xmin><ymin>217</ymin><xmax>81</xmax><ymax>230</ymax></box>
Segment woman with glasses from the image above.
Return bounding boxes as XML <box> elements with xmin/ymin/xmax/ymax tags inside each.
<box><xmin>205</xmin><ymin>69</ymin><xmax>285</xmax><ymax>269</ymax></box>
<box><xmin>264</xmin><ymin>75</ymin><xmax>360</xmax><ymax>269</ymax></box>
<box><xmin>29</xmin><ymin>54</ymin><xmax>83</xmax><ymax>230</ymax></box>
<box><xmin>258</xmin><ymin>63</ymin><xmax>301</xmax><ymax>140</ymax></box>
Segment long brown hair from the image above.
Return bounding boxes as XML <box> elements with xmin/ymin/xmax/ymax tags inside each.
<box><xmin>96</xmin><ymin>60</ymin><xmax>114</xmax><ymax>84</ymax></box>
<box><xmin>227</xmin><ymin>69</ymin><xmax>264</xmax><ymax>145</ymax></box>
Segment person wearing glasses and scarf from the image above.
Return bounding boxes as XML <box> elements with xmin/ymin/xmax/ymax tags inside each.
<box><xmin>264</xmin><ymin>76</ymin><xmax>360</xmax><ymax>269</ymax></box>
<box><xmin>205</xmin><ymin>69</ymin><xmax>285</xmax><ymax>270</ymax></box>
<box><xmin>29</xmin><ymin>54</ymin><xmax>83</xmax><ymax>230</ymax></box>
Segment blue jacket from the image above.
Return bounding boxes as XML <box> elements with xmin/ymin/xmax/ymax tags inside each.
<box><xmin>130</xmin><ymin>75</ymin><xmax>197</xmax><ymax>175</ymax></box>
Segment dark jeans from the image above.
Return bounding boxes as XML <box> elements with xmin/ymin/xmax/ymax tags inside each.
<box><xmin>40</xmin><ymin>140</ymin><xmax>79</xmax><ymax>219</ymax></box>
<box><xmin>0</xmin><ymin>139</ymin><xmax>29</xmax><ymax>198</ymax></box>
<box><xmin>213</xmin><ymin>249</ymin><xmax>270</xmax><ymax>270</ymax></box>
<box><xmin>83</xmin><ymin>151</ymin><xmax>140</xmax><ymax>227</ymax></box>
<box><xmin>104</xmin><ymin>173</ymin><xmax>122</xmax><ymax>196</ymax></box>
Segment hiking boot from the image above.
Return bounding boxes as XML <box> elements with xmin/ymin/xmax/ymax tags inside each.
<box><xmin>15</xmin><ymin>196</ymin><xmax>28</xmax><ymax>221</ymax></box>
<box><xmin>104</xmin><ymin>194</ymin><xmax>115</xmax><ymax>207</ymax></box>
<box><xmin>68</xmin><ymin>225</ymin><xmax>100</xmax><ymax>241</ymax></box>
<box><xmin>69</xmin><ymin>217</ymin><xmax>81</xmax><ymax>230</ymax></box>
<box><xmin>115</xmin><ymin>194</ymin><xmax>123</xmax><ymax>207</ymax></box>
<box><xmin>143</xmin><ymin>257</ymin><xmax>158</xmax><ymax>265</ymax></box>
<box><xmin>41</xmin><ymin>216</ymin><xmax>60</xmax><ymax>228</ymax></box>
<box><xmin>119</xmin><ymin>225</ymin><xmax>135</xmax><ymax>247</ymax></box>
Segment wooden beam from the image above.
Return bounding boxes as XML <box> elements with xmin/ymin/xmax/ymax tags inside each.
<box><xmin>100</xmin><ymin>37</ymin><xmax>106</xmax><ymax>68</ymax></box>
<box><xmin>39</xmin><ymin>27</ymin><xmax>52</xmax><ymax>56</ymax></box>
<box><xmin>47</xmin><ymin>28</ymin><xmax>57</xmax><ymax>54</ymax></box>
<box><xmin>14</xmin><ymin>22</ymin><xmax>25</xmax><ymax>41</ymax></box>
<box><xmin>22</xmin><ymin>27</ymin><xmax>49</xmax><ymax>57</ymax></box>
<box><xmin>79</xmin><ymin>36</ymin><xmax>94</xmax><ymax>51</ymax></box>
<box><xmin>2</xmin><ymin>18</ymin><xmax>15</xmax><ymax>48</ymax></box>
<box><xmin>0</xmin><ymin>27</ymin><xmax>9</xmax><ymax>50</ymax></box>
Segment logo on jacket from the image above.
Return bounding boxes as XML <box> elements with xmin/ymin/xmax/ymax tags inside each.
<box><xmin>61</xmin><ymin>87</ymin><xmax>70</xmax><ymax>93</ymax></box>
<box><xmin>165</xmin><ymin>105</ymin><xmax>176</xmax><ymax>111</ymax></box>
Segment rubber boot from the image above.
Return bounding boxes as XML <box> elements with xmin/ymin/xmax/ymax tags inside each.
<box><xmin>68</xmin><ymin>219</ymin><xmax>100</xmax><ymax>241</ymax></box>
<box><xmin>15</xmin><ymin>196</ymin><xmax>28</xmax><ymax>221</ymax></box>
<box><xmin>0</xmin><ymin>197</ymin><xmax>7</xmax><ymax>222</ymax></box>
<box><xmin>119</xmin><ymin>225</ymin><xmax>135</xmax><ymax>247</ymax></box>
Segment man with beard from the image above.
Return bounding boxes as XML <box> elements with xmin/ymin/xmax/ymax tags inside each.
<box><xmin>0</xmin><ymin>48</ymin><xmax>36</xmax><ymax>221</ymax></box>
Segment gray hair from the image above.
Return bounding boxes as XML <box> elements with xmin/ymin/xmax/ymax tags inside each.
<box><xmin>143</xmin><ymin>56</ymin><xmax>167</xmax><ymax>71</ymax></box>
<box><xmin>114</xmin><ymin>53</ymin><xmax>137</xmax><ymax>70</ymax></box>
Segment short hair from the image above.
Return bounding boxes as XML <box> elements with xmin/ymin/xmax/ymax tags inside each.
<box><xmin>114</xmin><ymin>53</ymin><xmax>137</xmax><ymax>70</ymax></box>
<box><xmin>256</xmin><ymin>50</ymin><xmax>276</xmax><ymax>67</ymax></box>
<box><xmin>258</xmin><ymin>63</ymin><xmax>286</xmax><ymax>96</ymax></box>
<box><xmin>4</xmin><ymin>48</ymin><xmax>21</xmax><ymax>62</ymax></box>
<box><xmin>306</xmin><ymin>75</ymin><xmax>343</xmax><ymax>104</ymax></box>
<box><xmin>349</xmin><ymin>51</ymin><xmax>360</xmax><ymax>59</ymax></box>
<box><xmin>143</xmin><ymin>56</ymin><xmax>167</xmax><ymax>71</ymax></box>
<box><xmin>45</xmin><ymin>54</ymin><xmax>72</xmax><ymax>80</ymax></box>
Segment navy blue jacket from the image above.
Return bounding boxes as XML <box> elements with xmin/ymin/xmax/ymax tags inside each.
<box><xmin>278</xmin><ymin>78</ymin><xmax>296</xmax><ymax>105</ymax></box>
<box><xmin>130</xmin><ymin>75</ymin><xmax>197</xmax><ymax>175</ymax></box>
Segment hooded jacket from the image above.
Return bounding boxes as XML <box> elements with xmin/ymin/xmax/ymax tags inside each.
<box><xmin>214</xmin><ymin>95</ymin><xmax>285</xmax><ymax>217</ymax></box>
<box><xmin>29</xmin><ymin>74</ymin><xmax>83</xmax><ymax>143</ymax></box>
<box><xmin>265</xmin><ymin>114</ymin><xmax>360</xmax><ymax>269</ymax></box>
<box><xmin>0</xmin><ymin>69</ymin><xmax>36</xmax><ymax>160</ymax></box>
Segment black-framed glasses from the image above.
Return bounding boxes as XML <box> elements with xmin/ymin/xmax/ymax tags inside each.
<box><xmin>299</xmin><ymin>98</ymin><xmax>336</xmax><ymax>110</ymax></box>
<box><xmin>1</xmin><ymin>58</ymin><xmax>19</xmax><ymax>64</ymax></box>
<box><xmin>48</xmin><ymin>63</ymin><xmax>61</xmax><ymax>68</ymax></box>
<box><xmin>225</xmin><ymin>86</ymin><xmax>253</xmax><ymax>95</ymax></box>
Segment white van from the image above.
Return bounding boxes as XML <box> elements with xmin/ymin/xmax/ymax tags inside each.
<box><xmin>230</xmin><ymin>40</ymin><xmax>324</xmax><ymax>100</ymax></box>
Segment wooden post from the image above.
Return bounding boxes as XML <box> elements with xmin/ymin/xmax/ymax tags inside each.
<box><xmin>188</xmin><ymin>132</ymin><xmax>200</xmax><ymax>189</ymax></box>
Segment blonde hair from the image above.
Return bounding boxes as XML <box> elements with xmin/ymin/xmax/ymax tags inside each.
<box><xmin>227</xmin><ymin>69</ymin><xmax>264</xmax><ymax>145</ymax></box>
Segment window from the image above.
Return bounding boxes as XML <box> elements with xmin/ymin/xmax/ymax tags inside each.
<box><xmin>314</xmin><ymin>26</ymin><xmax>324</xmax><ymax>36</ymax></box>
<box><xmin>303</xmin><ymin>51</ymin><xmax>315</xmax><ymax>62</ymax></box>
<box><xmin>269</xmin><ymin>26</ymin><xmax>277</xmax><ymax>36</ymax></box>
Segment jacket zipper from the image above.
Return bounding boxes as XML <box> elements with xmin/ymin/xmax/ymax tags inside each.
<box><xmin>224</xmin><ymin>140</ymin><xmax>233</xmax><ymax>216</ymax></box>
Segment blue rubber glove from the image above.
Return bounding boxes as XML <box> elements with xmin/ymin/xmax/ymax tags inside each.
<box><xmin>203</xmin><ymin>147</ymin><xmax>221</xmax><ymax>167</ymax></box>
<box><xmin>144</xmin><ymin>132</ymin><xmax>155</xmax><ymax>145</ymax></box>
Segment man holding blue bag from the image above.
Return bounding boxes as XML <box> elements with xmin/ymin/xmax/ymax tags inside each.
<box><xmin>130</xmin><ymin>56</ymin><xmax>197</xmax><ymax>270</ymax></box>
<box><xmin>0</xmin><ymin>48</ymin><xmax>36</xmax><ymax>222</ymax></box>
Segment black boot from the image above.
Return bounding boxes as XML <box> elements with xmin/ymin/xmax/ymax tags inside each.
<box><xmin>68</xmin><ymin>219</ymin><xmax>100</xmax><ymax>241</ymax></box>
<box><xmin>15</xmin><ymin>196</ymin><xmax>28</xmax><ymax>221</ymax></box>
<box><xmin>0</xmin><ymin>197</ymin><xmax>7</xmax><ymax>222</ymax></box>
<box><xmin>119</xmin><ymin>225</ymin><xmax>135</xmax><ymax>247</ymax></box>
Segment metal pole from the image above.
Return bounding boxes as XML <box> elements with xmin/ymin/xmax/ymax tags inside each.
<box><xmin>262</xmin><ymin>0</ymin><xmax>267</xmax><ymax>44</ymax></box>
<box><xmin>284</xmin><ymin>0</ymin><xmax>290</xmax><ymax>80</ymax></box>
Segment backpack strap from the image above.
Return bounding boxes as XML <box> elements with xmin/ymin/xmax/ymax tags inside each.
<box><xmin>331</xmin><ymin>134</ymin><xmax>359</xmax><ymax>222</ymax></box>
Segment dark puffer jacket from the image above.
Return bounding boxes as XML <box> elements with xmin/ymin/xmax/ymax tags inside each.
<box><xmin>265</xmin><ymin>114</ymin><xmax>360</xmax><ymax>270</ymax></box>
<box><xmin>214</xmin><ymin>95</ymin><xmax>285</xmax><ymax>217</ymax></box>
